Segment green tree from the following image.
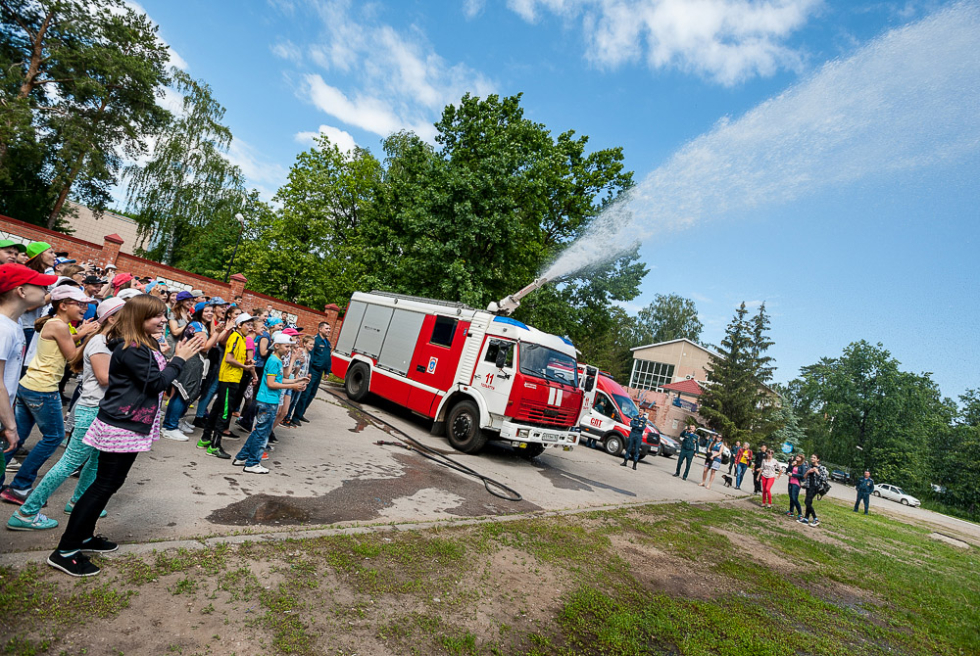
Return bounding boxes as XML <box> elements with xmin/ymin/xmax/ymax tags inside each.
<box><xmin>634</xmin><ymin>294</ymin><xmax>703</xmax><ymax>345</ymax></box>
<box><xmin>124</xmin><ymin>70</ymin><xmax>254</xmax><ymax>273</ymax></box>
<box><xmin>238</xmin><ymin>136</ymin><xmax>383</xmax><ymax>308</ymax></box>
<box><xmin>699</xmin><ymin>302</ymin><xmax>776</xmax><ymax>441</ymax></box>
<box><xmin>796</xmin><ymin>341</ymin><xmax>947</xmax><ymax>488</ymax></box>
<box><xmin>1</xmin><ymin>0</ymin><xmax>170</xmax><ymax>228</ymax></box>
<box><xmin>362</xmin><ymin>93</ymin><xmax>644</xmax><ymax>347</ymax></box>
<box><xmin>959</xmin><ymin>388</ymin><xmax>980</xmax><ymax>427</ymax></box>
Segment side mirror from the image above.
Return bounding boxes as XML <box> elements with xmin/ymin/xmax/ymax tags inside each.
<box><xmin>495</xmin><ymin>346</ymin><xmax>508</xmax><ymax>369</ymax></box>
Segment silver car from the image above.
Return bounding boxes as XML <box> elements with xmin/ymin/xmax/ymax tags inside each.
<box><xmin>874</xmin><ymin>484</ymin><xmax>921</xmax><ymax>507</ymax></box>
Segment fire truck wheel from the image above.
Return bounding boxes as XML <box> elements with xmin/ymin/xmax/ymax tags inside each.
<box><xmin>345</xmin><ymin>362</ymin><xmax>371</xmax><ymax>402</ymax></box>
<box><xmin>603</xmin><ymin>433</ymin><xmax>624</xmax><ymax>456</ymax></box>
<box><xmin>517</xmin><ymin>443</ymin><xmax>546</xmax><ymax>460</ymax></box>
<box><xmin>446</xmin><ymin>400</ymin><xmax>487</xmax><ymax>454</ymax></box>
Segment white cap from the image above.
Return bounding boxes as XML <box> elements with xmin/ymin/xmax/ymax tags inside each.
<box><xmin>96</xmin><ymin>297</ymin><xmax>126</xmax><ymax>321</ymax></box>
<box><xmin>104</xmin><ymin>262</ymin><xmax>117</xmax><ymax>270</ymax></box>
<box><xmin>235</xmin><ymin>313</ymin><xmax>253</xmax><ymax>326</ymax></box>
<box><xmin>116</xmin><ymin>288</ymin><xmax>142</xmax><ymax>300</ymax></box>
<box><xmin>50</xmin><ymin>286</ymin><xmax>95</xmax><ymax>303</ymax></box>
<box><xmin>272</xmin><ymin>333</ymin><xmax>295</xmax><ymax>345</ymax></box>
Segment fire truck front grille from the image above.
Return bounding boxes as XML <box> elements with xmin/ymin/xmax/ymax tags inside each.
<box><xmin>513</xmin><ymin>399</ymin><xmax>577</xmax><ymax>428</ymax></box>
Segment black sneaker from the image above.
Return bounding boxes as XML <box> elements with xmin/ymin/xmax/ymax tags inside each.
<box><xmin>268</xmin><ymin>433</ymin><xmax>278</xmax><ymax>443</ymax></box>
<box><xmin>192</xmin><ymin>416</ymin><xmax>208</xmax><ymax>429</ymax></box>
<box><xmin>48</xmin><ymin>550</ymin><xmax>100</xmax><ymax>577</ymax></box>
<box><xmin>298</xmin><ymin>417</ymin><xmax>310</xmax><ymax>423</ymax></box>
<box><xmin>81</xmin><ymin>534</ymin><xmax>118</xmax><ymax>553</ymax></box>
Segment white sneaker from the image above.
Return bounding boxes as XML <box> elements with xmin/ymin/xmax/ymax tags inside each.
<box><xmin>178</xmin><ymin>421</ymin><xmax>195</xmax><ymax>434</ymax></box>
<box><xmin>243</xmin><ymin>464</ymin><xmax>269</xmax><ymax>474</ymax></box>
<box><xmin>161</xmin><ymin>428</ymin><xmax>189</xmax><ymax>442</ymax></box>
<box><xmin>233</xmin><ymin>459</ymin><xmax>246</xmax><ymax>466</ymax></box>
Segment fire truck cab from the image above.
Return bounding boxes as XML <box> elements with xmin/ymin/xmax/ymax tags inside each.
<box><xmin>331</xmin><ymin>291</ymin><xmax>594</xmax><ymax>458</ymax></box>
<box><xmin>578</xmin><ymin>368</ymin><xmax>661</xmax><ymax>459</ymax></box>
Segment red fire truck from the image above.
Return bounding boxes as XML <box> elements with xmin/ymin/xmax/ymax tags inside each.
<box><xmin>332</xmin><ymin>291</ymin><xmax>597</xmax><ymax>458</ymax></box>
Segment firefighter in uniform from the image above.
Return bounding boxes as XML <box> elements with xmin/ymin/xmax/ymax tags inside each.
<box><xmin>622</xmin><ymin>412</ymin><xmax>647</xmax><ymax>470</ymax></box>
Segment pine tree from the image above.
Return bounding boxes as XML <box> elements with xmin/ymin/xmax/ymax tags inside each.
<box><xmin>699</xmin><ymin>302</ymin><xmax>777</xmax><ymax>441</ymax></box>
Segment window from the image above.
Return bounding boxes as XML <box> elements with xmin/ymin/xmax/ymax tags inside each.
<box><xmin>484</xmin><ymin>340</ymin><xmax>514</xmax><ymax>368</ymax></box>
<box><xmin>629</xmin><ymin>359</ymin><xmax>675</xmax><ymax>392</ymax></box>
<box><xmin>593</xmin><ymin>393</ymin><xmax>614</xmax><ymax>418</ymax></box>
<box><xmin>430</xmin><ymin>316</ymin><xmax>457</xmax><ymax>347</ymax></box>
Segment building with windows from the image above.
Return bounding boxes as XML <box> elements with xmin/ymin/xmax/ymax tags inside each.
<box><xmin>627</xmin><ymin>338</ymin><xmax>717</xmax><ymax>438</ymax></box>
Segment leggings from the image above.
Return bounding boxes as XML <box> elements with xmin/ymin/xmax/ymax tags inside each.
<box><xmin>804</xmin><ymin>486</ymin><xmax>819</xmax><ymax>521</ymax></box>
<box><xmin>57</xmin><ymin>451</ymin><xmax>138</xmax><ymax>552</ymax></box>
<box><xmin>788</xmin><ymin>483</ymin><xmax>802</xmax><ymax>515</ymax></box>
<box><xmin>761</xmin><ymin>476</ymin><xmax>776</xmax><ymax>504</ymax></box>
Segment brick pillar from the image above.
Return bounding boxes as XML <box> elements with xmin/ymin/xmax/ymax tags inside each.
<box><xmin>229</xmin><ymin>273</ymin><xmax>247</xmax><ymax>302</ymax></box>
<box><xmin>101</xmin><ymin>234</ymin><xmax>124</xmax><ymax>269</ymax></box>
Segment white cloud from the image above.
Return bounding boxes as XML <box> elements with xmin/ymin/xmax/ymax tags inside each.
<box><xmin>271</xmin><ymin>40</ymin><xmax>304</xmax><ymax>63</ymax></box>
<box><xmin>225</xmin><ymin>138</ymin><xmax>290</xmax><ymax>202</ymax></box>
<box><xmin>463</xmin><ymin>0</ymin><xmax>486</xmax><ymax>19</ymax></box>
<box><xmin>504</xmin><ymin>0</ymin><xmax>822</xmax><ymax>85</ymax></box>
<box><xmin>277</xmin><ymin>1</ymin><xmax>495</xmax><ymax>141</ymax></box>
<box><xmin>294</xmin><ymin>124</ymin><xmax>358</xmax><ymax>152</ymax></box>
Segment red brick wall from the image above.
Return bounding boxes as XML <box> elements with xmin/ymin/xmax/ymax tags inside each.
<box><xmin>0</xmin><ymin>213</ymin><xmax>339</xmax><ymax>341</ymax></box>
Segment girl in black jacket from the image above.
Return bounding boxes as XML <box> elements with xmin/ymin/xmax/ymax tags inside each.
<box><xmin>47</xmin><ymin>295</ymin><xmax>205</xmax><ymax>577</ymax></box>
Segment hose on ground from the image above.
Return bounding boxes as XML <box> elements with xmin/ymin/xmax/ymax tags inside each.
<box><xmin>322</xmin><ymin>387</ymin><xmax>524</xmax><ymax>502</ymax></box>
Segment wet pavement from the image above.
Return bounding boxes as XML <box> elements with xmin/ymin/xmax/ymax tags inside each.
<box><xmin>2</xmin><ymin>383</ymin><xmax>978</xmax><ymax>557</ymax></box>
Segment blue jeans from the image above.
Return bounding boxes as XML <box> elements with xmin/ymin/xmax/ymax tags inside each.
<box><xmin>235</xmin><ymin>401</ymin><xmax>277</xmax><ymax>467</ymax></box>
<box><xmin>788</xmin><ymin>483</ymin><xmax>802</xmax><ymax>515</ymax></box>
<box><xmin>195</xmin><ymin>376</ymin><xmax>219</xmax><ymax>419</ymax></box>
<box><xmin>163</xmin><ymin>393</ymin><xmax>190</xmax><ymax>430</ymax></box>
<box><xmin>287</xmin><ymin>368</ymin><xmax>323</xmax><ymax>421</ymax></box>
<box><xmin>624</xmin><ymin>433</ymin><xmax>642</xmax><ymax>462</ymax></box>
<box><xmin>20</xmin><ymin>405</ymin><xmax>100</xmax><ymax>516</ymax></box>
<box><xmin>735</xmin><ymin>462</ymin><xmax>749</xmax><ymax>488</ymax></box>
<box><xmin>3</xmin><ymin>386</ymin><xmax>66</xmax><ymax>491</ymax></box>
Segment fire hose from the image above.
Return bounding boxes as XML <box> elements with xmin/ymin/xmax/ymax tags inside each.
<box><xmin>322</xmin><ymin>387</ymin><xmax>523</xmax><ymax>502</ymax></box>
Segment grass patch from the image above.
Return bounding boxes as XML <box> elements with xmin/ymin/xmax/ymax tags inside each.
<box><xmin>1</xmin><ymin>498</ymin><xmax>977</xmax><ymax>655</ymax></box>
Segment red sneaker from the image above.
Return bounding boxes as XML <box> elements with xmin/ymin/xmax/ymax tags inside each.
<box><xmin>1</xmin><ymin>487</ymin><xmax>28</xmax><ymax>505</ymax></box>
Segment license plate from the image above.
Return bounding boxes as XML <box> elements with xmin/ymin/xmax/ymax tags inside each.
<box><xmin>541</xmin><ymin>433</ymin><xmax>558</xmax><ymax>442</ymax></box>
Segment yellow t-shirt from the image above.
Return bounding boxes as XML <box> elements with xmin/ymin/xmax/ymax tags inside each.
<box><xmin>218</xmin><ymin>331</ymin><xmax>247</xmax><ymax>383</ymax></box>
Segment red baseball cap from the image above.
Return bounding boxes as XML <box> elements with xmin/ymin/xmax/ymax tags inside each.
<box><xmin>112</xmin><ymin>272</ymin><xmax>135</xmax><ymax>289</ymax></box>
<box><xmin>0</xmin><ymin>263</ymin><xmax>58</xmax><ymax>294</ymax></box>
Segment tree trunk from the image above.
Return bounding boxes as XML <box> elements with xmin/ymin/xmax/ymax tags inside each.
<box><xmin>18</xmin><ymin>10</ymin><xmax>55</xmax><ymax>99</ymax></box>
<box><xmin>46</xmin><ymin>98</ymin><xmax>109</xmax><ymax>228</ymax></box>
<box><xmin>46</xmin><ymin>150</ymin><xmax>86</xmax><ymax>228</ymax></box>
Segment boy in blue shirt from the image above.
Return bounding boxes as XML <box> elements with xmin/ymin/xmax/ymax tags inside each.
<box><xmin>233</xmin><ymin>333</ymin><xmax>308</xmax><ymax>474</ymax></box>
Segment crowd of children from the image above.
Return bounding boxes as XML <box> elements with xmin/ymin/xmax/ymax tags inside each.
<box><xmin>0</xmin><ymin>241</ymin><xmax>333</xmax><ymax>577</ymax></box>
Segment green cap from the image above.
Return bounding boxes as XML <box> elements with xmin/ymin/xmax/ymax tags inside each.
<box><xmin>25</xmin><ymin>241</ymin><xmax>52</xmax><ymax>260</ymax></box>
<box><xmin>0</xmin><ymin>239</ymin><xmax>26</xmax><ymax>253</ymax></box>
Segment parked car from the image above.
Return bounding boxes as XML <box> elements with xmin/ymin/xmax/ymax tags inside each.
<box><xmin>874</xmin><ymin>484</ymin><xmax>921</xmax><ymax>507</ymax></box>
<box><xmin>658</xmin><ymin>435</ymin><xmax>678</xmax><ymax>458</ymax></box>
<box><xmin>831</xmin><ymin>469</ymin><xmax>852</xmax><ymax>484</ymax></box>
<box><xmin>773</xmin><ymin>455</ymin><xmax>790</xmax><ymax>475</ymax></box>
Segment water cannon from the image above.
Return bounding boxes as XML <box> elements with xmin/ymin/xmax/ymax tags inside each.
<box><xmin>488</xmin><ymin>277</ymin><xmax>549</xmax><ymax>315</ymax></box>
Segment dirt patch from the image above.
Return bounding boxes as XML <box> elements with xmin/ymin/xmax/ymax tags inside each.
<box><xmin>709</xmin><ymin>527</ymin><xmax>798</xmax><ymax>571</ymax></box>
<box><xmin>609</xmin><ymin>534</ymin><xmax>738</xmax><ymax>600</ymax></box>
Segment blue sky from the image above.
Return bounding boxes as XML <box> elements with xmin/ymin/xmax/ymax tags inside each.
<box><xmin>129</xmin><ymin>0</ymin><xmax>979</xmax><ymax>401</ymax></box>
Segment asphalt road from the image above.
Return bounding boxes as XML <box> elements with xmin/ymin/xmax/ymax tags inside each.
<box><xmin>2</xmin><ymin>383</ymin><xmax>977</xmax><ymax>560</ymax></box>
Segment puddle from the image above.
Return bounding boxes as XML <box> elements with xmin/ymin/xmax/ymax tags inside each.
<box><xmin>207</xmin><ymin>453</ymin><xmax>541</xmax><ymax>527</ymax></box>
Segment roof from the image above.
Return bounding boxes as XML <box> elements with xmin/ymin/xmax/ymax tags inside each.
<box><xmin>661</xmin><ymin>378</ymin><xmax>704</xmax><ymax>396</ymax></box>
<box><xmin>630</xmin><ymin>337</ymin><xmax>720</xmax><ymax>358</ymax></box>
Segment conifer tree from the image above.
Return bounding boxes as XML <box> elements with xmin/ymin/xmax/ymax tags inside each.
<box><xmin>699</xmin><ymin>302</ymin><xmax>777</xmax><ymax>441</ymax></box>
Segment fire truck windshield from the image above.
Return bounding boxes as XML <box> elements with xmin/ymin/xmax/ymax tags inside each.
<box><xmin>519</xmin><ymin>343</ymin><xmax>578</xmax><ymax>386</ymax></box>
